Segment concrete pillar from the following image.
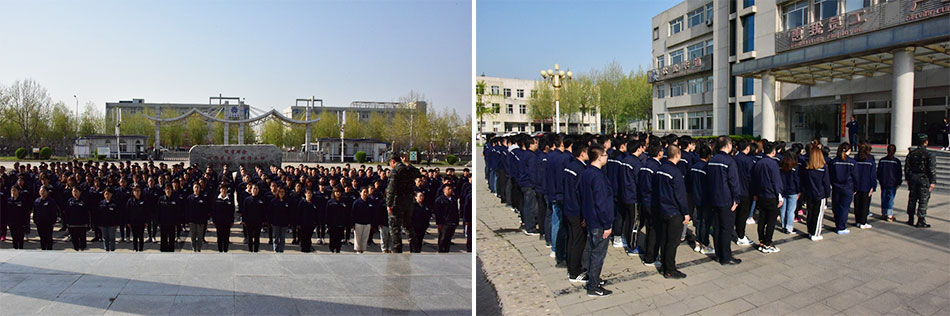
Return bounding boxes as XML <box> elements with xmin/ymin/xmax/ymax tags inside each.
<box><xmin>760</xmin><ymin>73</ymin><xmax>776</xmax><ymax>141</ymax></box>
<box><xmin>891</xmin><ymin>47</ymin><xmax>915</xmax><ymax>155</ymax></box>
<box><xmin>154</xmin><ymin>122</ymin><xmax>161</xmax><ymax>150</ymax></box>
<box><xmin>223</xmin><ymin>123</ymin><xmax>229</xmax><ymax>145</ymax></box>
<box><xmin>238</xmin><ymin>122</ymin><xmax>245</xmax><ymax>145</ymax></box>
<box><xmin>305</xmin><ymin>124</ymin><xmax>311</xmax><ymax>161</ymax></box>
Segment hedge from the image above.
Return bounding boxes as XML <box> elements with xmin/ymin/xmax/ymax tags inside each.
<box><xmin>15</xmin><ymin>147</ymin><xmax>27</xmax><ymax>159</ymax></box>
<box><xmin>355</xmin><ymin>151</ymin><xmax>367</xmax><ymax>163</ymax></box>
<box><xmin>39</xmin><ymin>147</ymin><xmax>52</xmax><ymax>159</ymax></box>
<box><xmin>446</xmin><ymin>154</ymin><xmax>459</xmax><ymax>165</ymax></box>
<box><xmin>693</xmin><ymin>134</ymin><xmax>760</xmax><ymax>142</ymax></box>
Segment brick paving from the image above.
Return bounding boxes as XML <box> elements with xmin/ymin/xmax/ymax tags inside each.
<box><xmin>475</xmin><ymin>156</ymin><xmax>950</xmax><ymax>315</ymax></box>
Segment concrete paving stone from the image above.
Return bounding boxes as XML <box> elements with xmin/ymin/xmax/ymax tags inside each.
<box><xmin>344</xmin><ymin>295</ymin><xmax>427</xmax><ymax>316</ymax></box>
<box><xmin>293</xmin><ymin>296</ymin><xmax>357</xmax><ymax>316</ymax></box>
<box><xmin>0</xmin><ymin>293</ymin><xmax>58</xmax><ymax>315</ymax></box>
<box><xmin>337</xmin><ymin>276</ymin><xmax>405</xmax><ymax>297</ymax></box>
<box><xmin>703</xmin><ymin>283</ymin><xmax>756</xmax><ymax>304</ymax></box>
<box><xmin>35</xmin><ymin>293</ymin><xmax>112</xmax><ymax>316</ymax></box>
<box><xmin>233</xmin><ymin>294</ymin><xmax>302</xmax><ymax>316</ymax></box>
<box><xmin>5</xmin><ymin>273</ymin><xmax>82</xmax><ymax>296</ymax></box>
<box><xmin>176</xmin><ymin>273</ymin><xmax>233</xmax><ymax>296</ymax></box>
<box><xmin>410</xmin><ymin>293</ymin><xmax>470</xmax><ymax>316</ymax></box>
<box><xmin>655</xmin><ymin>294</ymin><xmax>716</xmax><ymax>315</ymax></box>
<box><xmin>169</xmin><ymin>295</ymin><xmax>234</xmax><ymax>315</ymax></box>
<box><xmin>117</xmin><ymin>274</ymin><xmax>181</xmax><ymax>296</ymax></box>
<box><xmin>233</xmin><ymin>275</ymin><xmax>290</xmax><ymax>296</ymax></box>
<box><xmin>823</xmin><ymin>289</ymin><xmax>873</xmax><ymax>311</ymax></box>
<box><xmin>695</xmin><ymin>298</ymin><xmax>756</xmax><ymax>316</ymax></box>
<box><xmin>0</xmin><ymin>273</ymin><xmax>29</xmax><ymax>292</ymax></box>
<box><xmin>62</xmin><ymin>274</ymin><xmax>130</xmax><ymax>297</ymax></box>
<box><xmin>103</xmin><ymin>294</ymin><xmax>175</xmax><ymax>315</ymax></box>
<box><xmin>737</xmin><ymin>300</ymin><xmax>798</xmax><ymax>316</ymax></box>
<box><xmin>742</xmin><ymin>284</ymin><xmax>794</xmax><ymax>307</ymax></box>
<box><xmin>559</xmin><ymin>303</ymin><xmax>589</xmax><ymax>316</ymax></box>
<box><xmin>284</xmin><ymin>274</ymin><xmax>346</xmax><ymax>297</ymax></box>
<box><xmin>792</xmin><ymin>301</ymin><xmax>839</xmax><ymax>316</ymax></box>
<box><xmin>781</xmin><ymin>286</ymin><xmax>834</xmax><ymax>307</ymax></box>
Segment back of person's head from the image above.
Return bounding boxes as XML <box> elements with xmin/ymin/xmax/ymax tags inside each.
<box><xmin>697</xmin><ymin>144</ymin><xmax>712</xmax><ymax>160</ymax></box>
<box><xmin>857</xmin><ymin>141</ymin><xmax>872</xmax><ymax>161</ymax></box>
<box><xmin>714</xmin><ymin>136</ymin><xmax>732</xmax><ymax>153</ymax></box>
<box><xmin>587</xmin><ymin>143</ymin><xmax>605</xmax><ymax>161</ymax></box>
<box><xmin>806</xmin><ymin>144</ymin><xmax>826</xmax><ymax>170</ymax></box>
<box><xmin>646</xmin><ymin>143</ymin><xmax>663</xmax><ymax>158</ymax></box>
<box><xmin>627</xmin><ymin>139</ymin><xmax>644</xmax><ymax>153</ymax></box>
<box><xmin>836</xmin><ymin>142</ymin><xmax>851</xmax><ymax>160</ymax></box>
<box><xmin>886</xmin><ymin>144</ymin><xmax>896</xmax><ymax>159</ymax></box>
<box><xmin>735</xmin><ymin>139</ymin><xmax>749</xmax><ymax>153</ymax></box>
<box><xmin>666</xmin><ymin>144</ymin><xmax>681</xmax><ymax>160</ymax></box>
<box><xmin>762</xmin><ymin>141</ymin><xmax>776</xmax><ymax>155</ymax></box>
<box><xmin>572</xmin><ymin>141</ymin><xmax>589</xmax><ymax>158</ymax></box>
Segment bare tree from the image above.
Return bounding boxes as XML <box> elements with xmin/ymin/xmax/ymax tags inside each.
<box><xmin>0</xmin><ymin>79</ymin><xmax>52</xmax><ymax>147</ymax></box>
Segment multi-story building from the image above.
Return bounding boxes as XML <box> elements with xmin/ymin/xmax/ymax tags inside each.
<box><xmin>476</xmin><ymin>75</ymin><xmax>602</xmax><ymax>134</ymax></box>
<box><xmin>651</xmin><ymin>0</ymin><xmax>949</xmax><ymax>153</ymax></box>
<box><xmin>105</xmin><ymin>97</ymin><xmax>250</xmax><ymax>120</ymax></box>
<box><xmin>281</xmin><ymin>101</ymin><xmax>427</xmax><ymax>122</ymax></box>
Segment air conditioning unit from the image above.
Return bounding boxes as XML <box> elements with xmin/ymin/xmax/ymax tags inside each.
<box><xmin>706</xmin><ymin>18</ymin><xmax>713</xmax><ymax>26</ymax></box>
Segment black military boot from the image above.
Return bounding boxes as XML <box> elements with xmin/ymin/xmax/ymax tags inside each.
<box><xmin>907</xmin><ymin>217</ymin><xmax>916</xmax><ymax>226</ymax></box>
<box><xmin>916</xmin><ymin>217</ymin><xmax>931</xmax><ymax>228</ymax></box>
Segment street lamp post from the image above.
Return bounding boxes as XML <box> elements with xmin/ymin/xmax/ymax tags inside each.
<box><xmin>540</xmin><ymin>64</ymin><xmax>572</xmax><ymax>133</ymax></box>
<box><xmin>73</xmin><ymin>95</ymin><xmax>79</xmax><ymax>138</ymax></box>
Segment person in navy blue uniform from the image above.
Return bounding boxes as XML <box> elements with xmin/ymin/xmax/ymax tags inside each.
<box><xmin>578</xmin><ymin>143</ymin><xmax>613</xmax><ymax>297</ymax></box>
<box><xmin>778</xmin><ymin>149</ymin><xmax>802</xmax><ymax>235</ymax></box>
<box><xmin>563</xmin><ymin>140</ymin><xmax>589</xmax><ymax>283</ymax></box>
<box><xmin>410</xmin><ymin>191</ymin><xmax>431</xmax><ymax>253</ymax></box>
<box><xmin>846</xmin><ymin>116</ymin><xmax>859</xmax><ymax>148</ymax></box>
<box><xmin>732</xmin><ymin>140</ymin><xmax>755</xmax><ymax>246</ymax></box>
<box><xmin>652</xmin><ymin>145</ymin><xmax>690</xmax><ymax>279</ymax></box>
<box><xmin>433</xmin><ymin>184</ymin><xmax>458</xmax><ymax>253</ymax></box>
<box><xmin>545</xmin><ymin>135</ymin><xmax>568</xmax><ymax>264</ymax></box>
<box><xmin>126</xmin><ymin>185</ymin><xmax>149</xmax><ymax>252</ymax></box>
<box><xmin>65</xmin><ymin>187</ymin><xmax>89</xmax><ymax>251</ymax></box>
<box><xmin>241</xmin><ymin>183</ymin><xmax>266</xmax><ymax>252</ymax></box>
<box><xmin>462</xmin><ymin>177</ymin><xmax>472</xmax><ymax>253</ymax></box>
<box><xmin>829</xmin><ymin>143</ymin><xmax>858</xmax><ymax>234</ymax></box>
<box><xmin>268</xmin><ymin>186</ymin><xmax>293</xmax><ymax>253</ymax></box>
<box><xmin>33</xmin><ymin>186</ymin><xmax>59</xmax><ymax>250</ymax></box>
<box><xmin>516</xmin><ymin>136</ymin><xmax>540</xmax><ymax>236</ymax></box>
<box><xmin>325</xmin><ymin>186</ymin><xmax>348</xmax><ymax>253</ymax></box>
<box><xmin>706</xmin><ymin>137</ymin><xmax>742</xmax><ymax>265</ymax></box>
<box><xmin>853</xmin><ymin>142</ymin><xmax>877</xmax><ymax>229</ymax></box>
<box><xmin>621</xmin><ymin>139</ymin><xmax>644</xmax><ymax>256</ymax></box>
<box><xmin>533</xmin><ymin>136</ymin><xmax>550</xmax><ymax>246</ymax></box>
<box><xmin>185</xmin><ymin>183</ymin><xmax>209</xmax><ymax>252</ymax></box>
<box><xmin>751</xmin><ymin>142</ymin><xmax>784</xmax><ymax>253</ymax></box>
<box><xmin>604</xmin><ymin>137</ymin><xmax>626</xmax><ymax>248</ymax></box>
<box><xmin>157</xmin><ymin>185</ymin><xmax>180</xmax><ymax>252</ymax></box>
<box><xmin>6</xmin><ymin>185</ymin><xmax>29</xmax><ymax>249</ymax></box>
<box><xmin>689</xmin><ymin>144</ymin><xmax>714</xmax><ymax>255</ymax></box>
<box><xmin>351</xmin><ymin>187</ymin><xmax>375</xmax><ymax>253</ymax></box>
<box><xmin>638</xmin><ymin>142</ymin><xmax>664</xmax><ymax>267</ymax></box>
<box><xmin>97</xmin><ymin>188</ymin><xmax>121</xmax><ymax>252</ymax></box>
<box><xmin>212</xmin><ymin>184</ymin><xmax>235</xmax><ymax>252</ymax></box>
<box><xmin>876</xmin><ymin>144</ymin><xmax>902</xmax><ymax>221</ymax></box>
<box><xmin>802</xmin><ymin>144</ymin><xmax>831</xmax><ymax>240</ymax></box>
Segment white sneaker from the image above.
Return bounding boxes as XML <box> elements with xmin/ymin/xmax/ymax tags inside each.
<box><xmin>702</xmin><ymin>246</ymin><xmax>716</xmax><ymax>255</ymax></box>
<box><xmin>837</xmin><ymin>229</ymin><xmax>850</xmax><ymax>235</ymax></box>
<box><xmin>810</xmin><ymin>235</ymin><xmax>824</xmax><ymax>241</ymax></box>
<box><xmin>569</xmin><ymin>274</ymin><xmax>588</xmax><ymax>283</ymax></box>
<box><xmin>550</xmin><ymin>251</ymin><xmax>556</xmax><ymax>258</ymax></box>
<box><xmin>859</xmin><ymin>224</ymin><xmax>872</xmax><ymax>229</ymax></box>
<box><xmin>770</xmin><ymin>246</ymin><xmax>780</xmax><ymax>253</ymax></box>
<box><xmin>693</xmin><ymin>245</ymin><xmax>702</xmax><ymax>253</ymax></box>
<box><xmin>642</xmin><ymin>261</ymin><xmax>662</xmax><ymax>267</ymax></box>
<box><xmin>746</xmin><ymin>218</ymin><xmax>756</xmax><ymax>225</ymax></box>
<box><xmin>736</xmin><ymin>237</ymin><xmax>753</xmax><ymax>246</ymax></box>
<box><xmin>612</xmin><ymin>239</ymin><xmax>623</xmax><ymax>248</ymax></box>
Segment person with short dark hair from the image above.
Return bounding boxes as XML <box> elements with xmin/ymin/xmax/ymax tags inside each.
<box><xmin>905</xmin><ymin>134</ymin><xmax>937</xmax><ymax>228</ymax></box>
<box><xmin>326</xmin><ymin>186</ymin><xmax>348</xmax><ymax>253</ymax></box>
<box><xmin>33</xmin><ymin>185</ymin><xmax>59</xmax><ymax>250</ymax></box>
<box><xmin>126</xmin><ymin>185</ymin><xmax>149</xmax><ymax>251</ymax></box>
<box><xmin>877</xmin><ymin>144</ymin><xmax>901</xmax><ymax>221</ymax></box>
<box><xmin>707</xmin><ymin>137</ymin><xmax>742</xmax><ymax>265</ymax></box>
<box><xmin>241</xmin><ymin>183</ymin><xmax>266</xmax><ymax>252</ymax></box>
<box><xmin>751</xmin><ymin>142</ymin><xmax>784</xmax><ymax>253</ymax></box>
<box><xmin>410</xmin><ymin>191</ymin><xmax>431</xmax><ymax>253</ymax></box>
<box><xmin>653</xmin><ymin>145</ymin><xmax>689</xmax><ymax>278</ymax></box>
<box><xmin>98</xmin><ymin>188</ymin><xmax>120</xmax><ymax>251</ymax></box>
<box><xmin>564</xmin><ymin>140</ymin><xmax>589</xmax><ymax>283</ymax></box>
<box><xmin>65</xmin><ymin>187</ymin><xmax>89</xmax><ymax>251</ymax></box>
<box><xmin>853</xmin><ymin>142</ymin><xmax>877</xmax><ymax>229</ymax></box>
<box><xmin>212</xmin><ymin>184</ymin><xmax>235</xmax><ymax>252</ymax></box>
<box><xmin>6</xmin><ymin>186</ymin><xmax>28</xmax><ymax>249</ymax></box>
<box><xmin>578</xmin><ymin>144</ymin><xmax>613</xmax><ymax>297</ymax></box>
<box><xmin>433</xmin><ymin>184</ymin><xmax>458</xmax><ymax>253</ymax></box>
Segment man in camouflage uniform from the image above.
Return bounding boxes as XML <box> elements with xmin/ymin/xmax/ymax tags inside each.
<box><xmin>904</xmin><ymin>134</ymin><xmax>936</xmax><ymax>228</ymax></box>
<box><xmin>386</xmin><ymin>155</ymin><xmax>419</xmax><ymax>252</ymax></box>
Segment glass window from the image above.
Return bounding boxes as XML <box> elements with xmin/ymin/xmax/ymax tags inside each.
<box><xmin>783</xmin><ymin>1</ymin><xmax>808</xmax><ymax>30</ymax></box>
<box><xmin>670</xmin><ymin>49</ymin><xmax>684</xmax><ymax>65</ymax></box>
<box><xmin>492</xmin><ymin>103</ymin><xmax>500</xmax><ymax>114</ymax></box>
<box><xmin>504</xmin><ymin>88</ymin><xmax>511</xmax><ymax>98</ymax></box>
<box><xmin>506</xmin><ymin>104</ymin><xmax>513</xmax><ymax>114</ymax></box>
<box><xmin>743</xmin><ymin>77</ymin><xmax>754</xmax><ymax>96</ymax></box>
<box><xmin>671</xmin><ymin>113</ymin><xmax>684</xmax><ymax>130</ymax></box>
<box><xmin>670</xmin><ymin>17</ymin><xmax>683</xmax><ymax>35</ymax></box>
<box><xmin>689</xmin><ymin>111</ymin><xmax>705</xmax><ymax>129</ymax></box>
<box><xmin>729</xmin><ymin>19</ymin><xmax>737</xmax><ymax>56</ymax></box>
<box><xmin>491</xmin><ymin>86</ymin><xmax>500</xmax><ymax>95</ymax></box>
<box><xmin>656</xmin><ymin>85</ymin><xmax>667</xmax><ymax>98</ymax></box>
<box><xmin>519</xmin><ymin>104</ymin><xmax>526</xmax><ymax>114</ymax></box>
<box><xmin>671</xmin><ymin>81</ymin><xmax>685</xmax><ymax>96</ymax></box>
<box><xmin>517</xmin><ymin>89</ymin><xmax>524</xmax><ymax>98</ymax></box>
<box><xmin>657</xmin><ymin>114</ymin><xmax>666</xmax><ymax>130</ymax></box>
<box><xmin>688</xmin><ymin>78</ymin><xmax>704</xmax><ymax>94</ymax></box>
<box><xmin>653</xmin><ymin>27</ymin><xmax>660</xmax><ymax>40</ymax></box>
<box><xmin>815</xmin><ymin>0</ymin><xmax>838</xmax><ymax>20</ymax></box>
<box><xmin>706</xmin><ymin>75</ymin><xmax>714</xmax><ymax>92</ymax></box>
<box><xmin>743</xmin><ymin>0</ymin><xmax>755</xmax><ymax>8</ymax></box>
<box><xmin>706</xmin><ymin>3</ymin><xmax>714</xmax><ymax>20</ymax></box>
<box><xmin>657</xmin><ymin>55</ymin><xmax>665</xmax><ymax>68</ymax></box>
<box><xmin>922</xmin><ymin>97</ymin><xmax>947</xmax><ymax>107</ymax></box>
<box><xmin>689</xmin><ymin>7</ymin><xmax>705</xmax><ymax>28</ymax></box>
<box><xmin>742</xmin><ymin>14</ymin><xmax>754</xmax><ymax>53</ymax></box>
<box><xmin>492</xmin><ymin>122</ymin><xmax>500</xmax><ymax>132</ymax></box>
<box><xmin>730</xmin><ymin>76</ymin><xmax>736</xmax><ymax>97</ymax></box>
<box><xmin>705</xmin><ymin>111</ymin><xmax>714</xmax><ymax>129</ymax></box>
<box><xmin>845</xmin><ymin>0</ymin><xmax>867</xmax><ymax>12</ymax></box>
<box><xmin>688</xmin><ymin>42</ymin><xmax>705</xmax><ymax>60</ymax></box>
<box><xmin>705</xmin><ymin>39</ymin><xmax>714</xmax><ymax>55</ymax></box>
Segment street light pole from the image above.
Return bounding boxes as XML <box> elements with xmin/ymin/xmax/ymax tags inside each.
<box><xmin>73</xmin><ymin>95</ymin><xmax>79</xmax><ymax>138</ymax></box>
<box><xmin>540</xmin><ymin>64</ymin><xmax>572</xmax><ymax>133</ymax></box>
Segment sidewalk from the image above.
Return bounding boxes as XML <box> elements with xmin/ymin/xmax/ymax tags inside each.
<box><xmin>475</xmin><ymin>158</ymin><xmax>950</xmax><ymax>315</ymax></box>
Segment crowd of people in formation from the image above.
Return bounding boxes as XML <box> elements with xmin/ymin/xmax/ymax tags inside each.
<box><xmin>0</xmin><ymin>155</ymin><xmax>473</xmax><ymax>254</ymax></box>
<box><xmin>483</xmin><ymin>132</ymin><xmax>937</xmax><ymax>298</ymax></box>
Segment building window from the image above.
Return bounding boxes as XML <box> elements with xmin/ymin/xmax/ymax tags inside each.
<box><xmin>783</xmin><ymin>1</ymin><xmax>808</xmax><ymax>30</ymax></box>
<box><xmin>671</xmin><ymin>113</ymin><xmax>684</xmax><ymax>130</ymax></box>
<box><xmin>657</xmin><ymin>55</ymin><xmax>665</xmax><ymax>68</ymax></box>
<box><xmin>729</xmin><ymin>19</ymin><xmax>737</xmax><ymax>56</ymax></box>
<box><xmin>689</xmin><ymin>111</ymin><xmax>706</xmax><ymax>129</ymax></box>
<box><xmin>670</xmin><ymin>49</ymin><xmax>684</xmax><ymax>65</ymax></box>
<box><xmin>656</xmin><ymin>84</ymin><xmax>667</xmax><ymax>98</ymax></box>
<box><xmin>742</xmin><ymin>77</ymin><xmax>754</xmax><ymax>96</ymax></box>
<box><xmin>493</xmin><ymin>122</ymin><xmax>500</xmax><ymax>132</ymax></box>
<box><xmin>742</xmin><ymin>14</ymin><xmax>754</xmax><ymax>53</ymax></box>
<box><xmin>517</xmin><ymin>89</ymin><xmax>524</xmax><ymax>98</ymax></box>
<box><xmin>504</xmin><ymin>88</ymin><xmax>511</xmax><ymax>98</ymax></box>
<box><xmin>705</xmin><ymin>39</ymin><xmax>714</xmax><ymax>56</ymax></box>
<box><xmin>492</xmin><ymin>103</ymin><xmax>500</xmax><ymax>114</ymax></box>
<box><xmin>743</xmin><ymin>0</ymin><xmax>754</xmax><ymax>8</ymax></box>
<box><xmin>670</xmin><ymin>17</ymin><xmax>683</xmax><ymax>35</ymax></box>
<box><xmin>653</xmin><ymin>27</ymin><xmax>659</xmax><ymax>40</ymax></box>
<box><xmin>688</xmin><ymin>78</ymin><xmax>704</xmax><ymax>94</ymax></box>
<box><xmin>519</xmin><ymin>104</ymin><xmax>526</xmax><ymax>114</ymax></box>
<box><xmin>706</xmin><ymin>75</ymin><xmax>714</xmax><ymax>92</ymax></box>
<box><xmin>706</xmin><ymin>110</ymin><xmax>714</xmax><ymax>129</ymax></box>
<box><xmin>689</xmin><ymin>7</ymin><xmax>705</xmax><ymax>28</ymax></box>
<box><xmin>657</xmin><ymin>114</ymin><xmax>666</xmax><ymax>130</ymax></box>
<box><xmin>706</xmin><ymin>2</ymin><xmax>714</xmax><ymax>19</ymax></box>
<box><xmin>671</xmin><ymin>81</ymin><xmax>685</xmax><ymax>96</ymax></box>
<box><xmin>491</xmin><ymin>86</ymin><xmax>500</xmax><ymax>95</ymax></box>
<box><xmin>476</xmin><ymin>84</ymin><xmax>485</xmax><ymax>95</ymax></box>
<box><xmin>730</xmin><ymin>76</ymin><xmax>737</xmax><ymax>97</ymax></box>
<box><xmin>815</xmin><ymin>0</ymin><xmax>837</xmax><ymax>20</ymax></box>
<box><xmin>688</xmin><ymin>42</ymin><xmax>705</xmax><ymax>60</ymax></box>
<box><xmin>506</xmin><ymin>104</ymin><xmax>513</xmax><ymax>114</ymax></box>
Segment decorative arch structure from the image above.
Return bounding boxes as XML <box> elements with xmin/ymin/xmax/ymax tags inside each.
<box><xmin>144</xmin><ymin>107</ymin><xmax>320</xmax><ymax>152</ymax></box>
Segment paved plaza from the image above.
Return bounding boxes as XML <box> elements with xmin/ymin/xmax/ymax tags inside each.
<box><xmin>475</xmin><ymin>156</ymin><xmax>950</xmax><ymax>316</ymax></box>
<box><xmin>0</xmin><ymin>251</ymin><xmax>471</xmax><ymax>315</ymax></box>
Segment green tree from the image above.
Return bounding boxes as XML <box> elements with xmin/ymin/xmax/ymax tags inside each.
<box><xmin>0</xmin><ymin>79</ymin><xmax>52</xmax><ymax>147</ymax></box>
<box><xmin>527</xmin><ymin>81</ymin><xmax>555</xmax><ymax>131</ymax></box>
<box><xmin>79</xmin><ymin>101</ymin><xmax>105</xmax><ymax>137</ymax></box>
<box><xmin>158</xmin><ymin>108</ymin><xmax>183</xmax><ymax>148</ymax></box>
<box><xmin>260</xmin><ymin>118</ymin><xmax>286</xmax><ymax>148</ymax></box>
<box><xmin>365</xmin><ymin>112</ymin><xmax>390</xmax><ymax>141</ymax></box>
<box><xmin>185</xmin><ymin>115</ymin><xmax>209</xmax><ymax>146</ymax></box>
<box><xmin>312</xmin><ymin>110</ymin><xmax>339</xmax><ymax>139</ymax></box>
<box><xmin>475</xmin><ymin>80</ymin><xmax>494</xmax><ymax>134</ymax></box>
<box><xmin>48</xmin><ymin>101</ymin><xmax>77</xmax><ymax>148</ymax></box>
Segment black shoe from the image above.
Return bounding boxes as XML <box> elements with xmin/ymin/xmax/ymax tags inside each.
<box><xmin>555</xmin><ymin>261</ymin><xmax>567</xmax><ymax>268</ymax></box>
<box><xmin>720</xmin><ymin>258</ymin><xmax>742</xmax><ymax>266</ymax></box>
<box><xmin>523</xmin><ymin>228</ymin><xmax>540</xmax><ymax>236</ymax></box>
<box><xmin>907</xmin><ymin>218</ymin><xmax>915</xmax><ymax>226</ymax></box>
<box><xmin>916</xmin><ymin>219</ymin><xmax>931</xmax><ymax>228</ymax></box>
<box><xmin>663</xmin><ymin>270</ymin><xmax>687</xmax><ymax>279</ymax></box>
<box><xmin>586</xmin><ymin>286</ymin><xmax>612</xmax><ymax>297</ymax></box>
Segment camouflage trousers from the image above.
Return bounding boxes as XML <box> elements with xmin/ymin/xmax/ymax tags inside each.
<box><xmin>907</xmin><ymin>182</ymin><xmax>931</xmax><ymax>219</ymax></box>
<box><xmin>388</xmin><ymin>202</ymin><xmax>414</xmax><ymax>253</ymax></box>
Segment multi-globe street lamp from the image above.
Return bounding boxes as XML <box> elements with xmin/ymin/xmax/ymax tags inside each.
<box><xmin>540</xmin><ymin>64</ymin><xmax>572</xmax><ymax>133</ymax></box>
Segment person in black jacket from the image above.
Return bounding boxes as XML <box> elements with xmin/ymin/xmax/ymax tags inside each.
<box><xmin>297</xmin><ymin>188</ymin><xmax>319</xmax><ymax>253</ymax></box>
<box><xmin>212</xmin><ymin>184</ymin><xmax>234</xmax><ymax>253</ymax></box>
<box><xmin>410</xmin><ymin>191</ymin><xmax>430</xmax><ymax>253</ymax></box>
<box><xmin>352</xmin><ymin>187</ymin><xmax>374</xmax><ymax>253</ymax></box>
<box><xmin>326</xmin><ymin>186</ymin><xmax>348</xmax><ymax>253</ymax></box>
<box><xmin>371</xmin><ymin>183</ymin><xmax>391</xmax><ymax>253</ymax></box>
<box><xmin>65</xmin><ymin>187</ymin><xmax>89</xmax><ymax>251</ymax></box>
<box><xmin>126</xmin><ymin>185</ymin><xmax>149</xmax><ymax>252</ymax></box>
<box><xmin>186</xmin><ymin>183</ymin><xmax>208</xmax><ymax>252</ymax></box>
<box><xmin>652</xmin><ymin>146</ymin><xmax>690</xmax><ymax>279</ymax></box>
<box><xmin>7</xmin><ymin>185</ymin><xmax>29</xmax><ymax>249</ymax></box>
<box><xmin>33</xmin><ymin>186</ymin><xmax>59</xmax><ymax>250</ymax></box>
<box><xmin>268</xmin><ymin>186</ymin><xmax>293</xmax><ymax>253</ymax></box>
<box><xmin>750</xmin><ymin>142</ymin><xmax>784</xmax><ymax>253</ymax></box>
<box><xmin>98</xmin><ymin>188</ymin><xmax>121</xmax><ymax>252</ymax></box>
<box><xmin>242</xmin><ymin>183</ymin><xmax>266</xmax><ymax>252</ymax></box>
<box><xmin>463</xmin><ymin>177</ymin><xmax>473</xmax><ymax>253</ymax></box>
<box><xmin>157</xmin><ymin>185</ymin><xmax>180</xmax><ymax>252</ymax></box>
<box><xmin>145</xmin><ymin>177</ymin><xmax>161</xmax><ymax>243</ymax></box>
<box><xmin>433</xmin><ymin>184</ymin><xmax>458</xmax><ymax>253</ymax></box>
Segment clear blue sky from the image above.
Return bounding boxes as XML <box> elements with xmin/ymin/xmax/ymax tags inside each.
<box><xmin>477</xmin><ymin>0</ymin><xmax>674</xmax><ymax>79</ymax></box>
<box><xmin>0</xmin><ymin>0</ymin><xmax>472</xmax><ymax>116</ymax></box>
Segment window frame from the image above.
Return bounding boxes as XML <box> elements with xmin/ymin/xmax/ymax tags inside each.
<box><xmin>671</xmin><ymin>81</ymin><xmax>685</xmax><ymax>97</ymax></box>
<box><xmin>519</xmin><ymin>104</ymin><xmax>526</xmax><ymax>114</ymax></box>
<box><xmin>688</xmin><ymin>7</ymin><xmax>705</xmax><ymax>28</ymax></box>
<box><xmin>671</xmin><ymin>112</ymin><xmax>684</xmax><ymax>130</ymax></box>
<box><xmin>782</xmin><ymin>0</ymin><xmax>808</xmax><ymax>31</ymax></box>
<box><xmin>506</xmin><ymin>104</ymin><xmax>513</xmax><ymax>114</ymax></box>
<box><xmin>688</xmin><ymin>42</ymin><xmax>705</xmax><ymax>60</ymax></box>
<box><xmin>516</xmin><ymin>89</ymin><xmax>525</xmax><ymax>98</ymax></box>
<box><xmin>815</xmin><ymin>0</ymin><xmax>838</xmax><ymax>20</ymax></box>
<box><xmin>670</xmin><ymin>49</ymin><xmax>684</xmax><ymax>65</ymax></box>
<box><xmin>657</xmin><ymin>114</ymin><xmax>666</xmax><ymax>130</ymax></box>
<box><xmin>490</xmin><ymin>86</ymin><xmax>500</xmax><ymax>95</ymax></box>
<box><xmin>742</xmin><ymin>14</ymin><xmax>755</xmax><ymax>53</ymax></box>
<box><xmin>670</xmin><ymin>17</ymin><xmax>684</xmax><ymax>35</ymax></box>
<box><xmin>503</xmin><ymin>88</ymin><xmax>511</xmax><ymax>98</ymax></box>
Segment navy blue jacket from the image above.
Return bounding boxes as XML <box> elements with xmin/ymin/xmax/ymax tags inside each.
<box><xmin>268</xmin><ymin>197</ymin><xmax>294</xmax><ymax>227</ymax></box>
<box><xmin>545</xmin><ymin>149</ymin><xmax>567</xmax><ymax>202</ymax></box>
<box><xmin>779</xmin><ymin>165</ymin><xmax>802</xmax><ymax>196</ymax></box>
<box><xmin>352</xmin><ymin>197</ymin><xmax>375</xmax><ymax>225</ymax></box>
<box><xmin>734</xmin><ymin>152</ymin><xmax>755</xmax><ymax>197</ymax></box>
<box><xmin>97</xmin><ymin>199</ymin><xmax>121</xmax><ymax>227</ymax></box>
<box><xmin>854</xmin><ymin>155</ymin><xmax>877</xmax><ymax>192</ymax></box>
<box><xmin>125</xmin><ymin>197</ymin><xmax>149</xmax><ymax>226</ymax></box>
<box><xmin>433</xmin><ymin>195</ymin><xmax>459</xmax><ymax>225</ymax></box>
<box><xmin>532</xmin><ymin>151</ymin><xmax>547</xmax><ymax>195</ymax></box>
<box><xmin>705</xmin><ymin>151</ymin><xmax>741</xmax><ymax>207</ymax></box>
<box><xmin>688</xmin><ymin>160</ymin><xmax>707</xmax><ymax>207</ymax></box>
<box><xmin>513</xmin><ymin>148</ymin><xmax>533</xmax><ymax>188</ymax></box>
<box><xmin>606</xmin><ymin>153</ymin><xmax>625</xmax><ymax>202</ymax></box>
<box><xmin>33</xmin><ymin>197</ymin><xmax>59</xmax><ymax>226</ymax></box>
<box><xmin>579</xmin><ymin>165</ymin><xmax>614</xmax><ymax>230</ymax></box>
<box><xmin>64</xmin><ymin>197</ymin><xmax>89</xmax><ymax>227</ymax></box>
<box><xmin>412</xmin><ymin>202</ymin><xmax>431</xmax><ymax>229</ymax></box>
<box><xmin>751</xmin><ymin>155</ymin><xmax>783</xmax><ymax>199</ymax></box>
<box><xmin>619</xmin><ymin>153</ymin><xmax>641</xmax><ymax>205</ymax></box>
<box><xmin>562</xmin><ymin>158</ymin><xmax>586</xmax><ymax>217</ymax></box>
<box><xmin>829</xmin><ymin>157</ymin><xmax>858</xmax><ymax>193</ymax></box>
<box><xmin>801</xmin><ymin>166</ymin><xmax>831</xmax><ymax>201</ymax></box>
<box><xmin>637</xmin><ymin>157</ymin><xmax>662</xmax><ymax>207</ymax></box>
<box><xmin>846</xmin><ymin>120</ymin><xmax>859</xmax><ymax>136</ymax></box>
<box><xmin>876</xmin><ymin>156</ymin><xmax>902</xmax><ymax>188</ymax></box>
<box><xmin>653</xmin><ymin>161</ymin><xmax>689</xmax><ymax>217</ymax></box>
<box><xmin>496</xmin><ymin>146</ymin><xmax>508</xmax><ymax>174</ymax></box>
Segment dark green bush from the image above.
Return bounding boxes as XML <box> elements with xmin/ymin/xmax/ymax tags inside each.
<box><xmin>446</xmin><ymin>154</ymin><xmax>458</xmax><ymax>165</ymax></box>
<box><xmin>39</xmin><ymin>147</ymin><xmax>52</xmax><ymax>159</ymax></box>
<box><xmin>355</xmin><ymin>151</ymin><xmax>367</xmax><ymax>163</ymax></box>
<box><xmin>15</xmin><ymin>147</ymin><xmax>27</xmax><ymax>159</ymax></box>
